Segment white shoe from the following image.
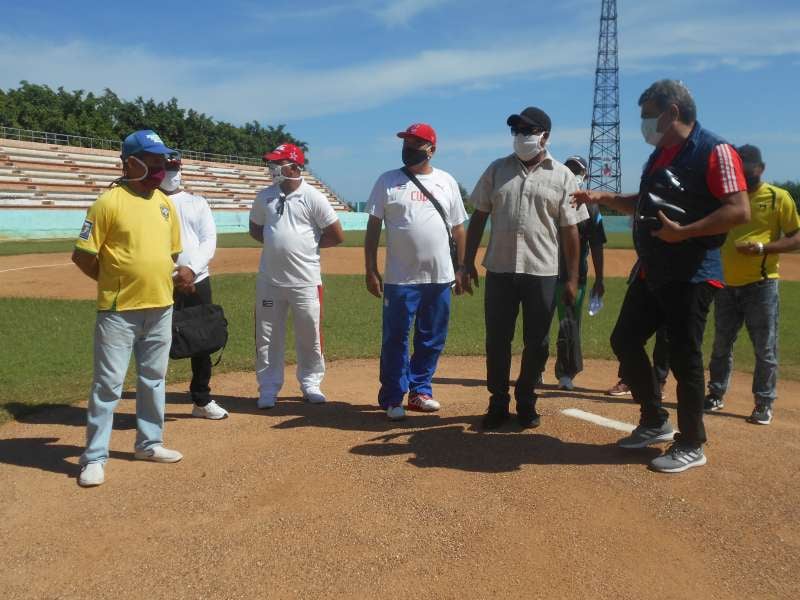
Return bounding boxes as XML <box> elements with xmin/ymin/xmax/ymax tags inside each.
<box><xmin>407</xmin><ymin>393</ymin><xmax>440</xmax><ymax>412</ymax></box>
<box><xmin>257</xmin><ymin>395</ymin><xmax>276</xmax><ymax>409</ymax></box>
<box><xmin>134</xmin><ymin>445</ymin><xmax>183</xmax><ymax>463</ymax></box>
<box><xmin>558</xmin><ymin>376</ymin><xmax>574</xmax><ymax>391</ymax></box>
<box><xmin>78</xmin><ymin>462</ymin><xmax>105</xmax><ymax>487</ymax></box>
<box><xmin>386</xmin><ymin>405</ymin><xmax>406</xmax><ymax>421</ymax></box>
<box><xmin>303</xmin><ymin>389</ymin><xmax>326</xmax><ymax>404</ymax></box>
<box><xmin>192</xmin><ymin>400</ymin><xmax>228</xmax><ymax>420</ymax></box>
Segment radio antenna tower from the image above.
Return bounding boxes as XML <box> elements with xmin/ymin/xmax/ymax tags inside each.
<box><xmin>588</xmin><ymin>0</ymin><xmax>621</xmax><ymax>193</ymax></box>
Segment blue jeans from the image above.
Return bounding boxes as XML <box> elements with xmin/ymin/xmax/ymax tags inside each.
<box><xmin>708</xmin><ymin>279</ymin><xmax>779</xmax><ymax>406</ymax></box>
<box><xmin>378</xmin><ymin>283</ymin><xmax>451</xmax><ymax>408</ymax></box>
<box><xmin>80</xmin><ymin>307</ymin><xmax>173</xmax><ymax>466</ymax></box>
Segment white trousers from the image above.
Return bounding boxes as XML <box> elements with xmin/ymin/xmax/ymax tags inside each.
<box><xmin>255</xmin><ymin>280</ymin><xmax>325</xmax><ymax>397</ymax></box>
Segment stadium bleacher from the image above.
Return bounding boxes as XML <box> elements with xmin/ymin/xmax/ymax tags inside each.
<box><xmin>0</xmin><ymin>137</ymin><xmax>351</xmax><ymax>212</ymax></box>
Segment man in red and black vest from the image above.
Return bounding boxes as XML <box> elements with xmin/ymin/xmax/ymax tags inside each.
<box><xmin>573</xmin><ymin>79</ymin><xmax>750</xmax><ymax>473</ymax></box>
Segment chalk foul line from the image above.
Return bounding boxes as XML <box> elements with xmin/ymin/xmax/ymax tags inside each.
<box><xmin>561</xmin><ymin>408</ymin><xmax>636</xmax><ymax>433</ymax></box>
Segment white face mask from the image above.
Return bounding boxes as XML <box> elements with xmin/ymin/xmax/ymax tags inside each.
<box><xmin>269</xmin><ymin>163</ymin><xmax>302</xmax><ymax>186</ymax></box>
<box><xmin>513</xmin><ymin>133</ymin><xmax>545</xmax><ymax>161</ymax></box>
<box><xmin>161</xmin><ymin>170</ymin><xmax>181</xmax><ymax>192</ymax></box>
<box><xmin>641</xmin><ymin>114</ymin><xmax>664</xmax><ymax>146</ymax></box>
<box><xmin>575</xmin><ymin>174</ymin><xmax>585</xmax><ymax>186</ymax></box>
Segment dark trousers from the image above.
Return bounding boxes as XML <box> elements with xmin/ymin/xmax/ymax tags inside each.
<box><xmin>485</xmin><ymin>272</ymin><xmax>557</xmax><ymax>408</ymax></box>
<box><xmin>173</xmin><ymin>277</ymin><xmax>213</xmax><ymax>406</ymax></box>
<box><xmin>610</xmin><ymin>277</ymin><xmax>715</xmax><ymax>446</ymax></box>
<box><xmin>618</xmin><ymin>326</ymin><xmax>670</xmax><ymax>385</ymax></box>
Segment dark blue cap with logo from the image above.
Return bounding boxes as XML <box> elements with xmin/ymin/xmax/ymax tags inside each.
<box><xmin>121</xmin><ymin>130</ymin><xmax>176</xmax><ymax>159</ymax></box>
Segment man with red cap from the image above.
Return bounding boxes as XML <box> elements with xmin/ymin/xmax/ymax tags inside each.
<box><xmin>249</xmin><ymin>143</ymin><xmax>344</xmax><ymax>409</ymax></box>
<box><xmin>365</xmin><ymin>123</ymin><xmax>468</xmax><ymax>421</ymax></box>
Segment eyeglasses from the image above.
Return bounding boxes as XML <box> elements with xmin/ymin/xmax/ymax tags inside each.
<box><xmin>510</xmin><ymin>125</ymin><xmax>545</xmax><ymax>136</ymax></box>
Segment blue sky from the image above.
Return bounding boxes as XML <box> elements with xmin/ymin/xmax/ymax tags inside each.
<box><xmin>2</xmin><ymin>0</ymin><xmax>799</xmax><ymax>206</ymax></box>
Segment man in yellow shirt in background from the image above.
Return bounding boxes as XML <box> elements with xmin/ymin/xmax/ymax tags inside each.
<box><xmin>72</xmin><ymin>129</ymin><xmax>184</xmax><ymax>487</ymax></box>
<box><xmin>705</xmin><ymin>145</ymin><xmax>800</xmax><ymax>424</ymax></box>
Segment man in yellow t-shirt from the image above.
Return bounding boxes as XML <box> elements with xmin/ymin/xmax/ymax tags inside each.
<box><xmin>706</xmin><ymin>145</ymin><xmax>800</xmax><ymax>425</ymax></box>
<box><xmin>72</xmin><ymin>129</ymin><xmax>184</xmax><ymax>487</ymax></box>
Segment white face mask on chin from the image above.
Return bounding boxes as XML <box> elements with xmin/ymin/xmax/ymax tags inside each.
<box><xmin>160</xmin><ymin>170</ymin><xmax>181</xmax><ymax>192</ymax></box>
<box><xmin>513</xmin><ymin>133</ymin><xmax>545</xmax><ymax>161</ymax></box>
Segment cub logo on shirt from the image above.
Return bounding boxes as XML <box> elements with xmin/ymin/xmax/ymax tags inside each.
<box><xmin>79</xmin><ymin>219</ymin><xmax>93</xmax><ymax>240</ymax></box>
<box><xmin>160</xmin><ymin>204</ymin><xmax>170</xmax><ymax>221</ymax></box>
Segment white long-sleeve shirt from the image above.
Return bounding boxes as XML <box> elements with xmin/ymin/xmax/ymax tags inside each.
<box><xmin>171</xmin><ymin>190</ymin><xmax>217</xmax><ymax>283</ymax></box>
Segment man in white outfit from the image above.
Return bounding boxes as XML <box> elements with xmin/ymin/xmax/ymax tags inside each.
<box><xmin>249</xmin><ymin>143</ymin><xmax>344</xmax><ymax>408</ymax></box>
<box><xmin>161</xmin><ymin>155</ymin><xmax>228</xmax><ymax>419</ymax></box>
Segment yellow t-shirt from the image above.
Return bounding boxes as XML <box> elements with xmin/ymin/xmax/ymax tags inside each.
<box><xmin>75</xmin><ymin>185</ymin><xmax>182</xmax><ymax>311</ymax></box>
<box><xmin>721</xmin><ymin>183</ymin><xmax>800</xmax><ymax>287</ymax></box>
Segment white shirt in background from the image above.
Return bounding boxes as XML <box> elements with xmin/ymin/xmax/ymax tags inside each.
<box><xmin>249</xmin><ymin>179</ymin><xmax>339</xmax><ymax>287</ymax></box>
<box><xmin>171</xmin><ymin>190</ymin><xmax>217</xmax><ymax>283</ymax></box>
<box><xmin>367</xmin><ymin>167</ymin><xmax>467</xmax><ymax>285</ymax></box>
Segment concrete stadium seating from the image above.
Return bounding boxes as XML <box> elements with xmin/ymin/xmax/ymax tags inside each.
<box><xmin>0</xmin><ymin>138</ymin><xmax>352</xmax><ymax>212</ymax></box>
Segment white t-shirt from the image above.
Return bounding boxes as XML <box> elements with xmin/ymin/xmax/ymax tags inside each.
<box><xmin>171</xmin><ymin>190</ymin><xmax>217</xmax><ymax>284</ymax></box>
<box><xmin>249</xmin><ymin>179</ymin><xmax>339</xmax><ymax>287</ymax></box>
<box><xmin>367</xmin><ymin>167</ymin><xmax>467</xmax><ymax>285</ymax></box>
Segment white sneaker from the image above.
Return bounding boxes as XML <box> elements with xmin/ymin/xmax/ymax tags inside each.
<box><xmin>386</xmin><ymin>405</ymin><xmax>406</xmax><ymax>421</ymax></box>
<box><xmin>192</xmin><ymin>400</ymin><xmax>228</xmax><ymax>420</ymax></box>
<box><xmin>134</xmin><ymin>445</ymin><xmax>183</xmax><ymax>463</ymax></box>
<box><xmin>303</xmin><ymin>389</ymin><xmax>327</xmax><ymax>404</ymax></box>
<box><xmin>78</xmin><ymin>462</ymin><xmax>105</xmax><ymax>487</ymax></box>
<box><xmin>558</xmin><ymin>376</ymin><xmax>574</xmax><ymax>391</ymax></box>
<box><xmin>257</xmin><ymin>395</ymin><xmax>276</xmax><ymax>409</ymax></box>
<box><xmin>407</xmin><ymin>393</ymin><xmax>440</xmax><ymax>412</ymax></box>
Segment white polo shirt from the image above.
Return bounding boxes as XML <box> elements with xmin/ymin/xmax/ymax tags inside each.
<box><xmin>250</xmin><ymin>179</ymin><xmax>339</xmax><ymax>287</ymax></box>
<box><xmin>367</xmin><ymin>167</ymin><xmax>467</xmax><ymax>285</ymax></box>
<box><xmin>171</xmin><ymin>190</ymin><xmax>217</xmax><ymax>284</ymax></box>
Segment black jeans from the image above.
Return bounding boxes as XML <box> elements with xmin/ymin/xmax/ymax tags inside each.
<box><xmin>173</xmin><ymin>277</ymin><xmax>213</xmax><ymax>406</ymax></box>
<box><xmin>610</xmin><ymin>277</ymin><xmax>715</xmax><ymax>446</ymax></box>
<box><xmin>485</xmin><ymin>272</ymin><xmax>557</xmax><ymax>407</ymax></box>
<box><xmin>618</xmin><ymin>326</ymin><xmax>670</xmax><ymax>385</ymax></box>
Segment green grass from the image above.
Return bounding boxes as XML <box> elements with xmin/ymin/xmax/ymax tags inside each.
<box><xmin>0</xmin><ymin>228</ymin><xmax>495</xmax><ymax>255</ymax></box>
<box><xmin>2</xmin><ymin>274</ymin><xmax>799</xmax><ymax>424</ymax></box>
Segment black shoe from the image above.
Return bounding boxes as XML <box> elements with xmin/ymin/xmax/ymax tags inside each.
<box><xmin>748</xmin><ymin>403</ymin><xmax>773</xmax><ymax>425</ymax></box>
<box><xmin>481</xmin><ymin>397</ymin><xmax>510</xmax><ymax>430</ymax></box>
<box><xmin>516</xmin><ymin>398</ymin><xmax>541</xmax><ymax>429</ymax></box>
<box><xmin>703</xmin><ymin>393</ymin><xmax>724</xmax><ymax>412</ymax></box>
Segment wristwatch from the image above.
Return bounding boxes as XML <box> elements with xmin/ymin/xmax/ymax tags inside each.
<box><xmin>756</xmin><ymin>242</ymin><xmax>765</xmax><ymax>255</ymax></box>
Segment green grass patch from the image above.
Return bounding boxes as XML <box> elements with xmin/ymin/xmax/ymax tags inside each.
<box><xmin>604</xmin><ymin>232</ymin><xmax>633</xmax><ymax>249</ymax></box>
<box><xmin>2</xmin><ymin>275</ymin><xmax>799</xmax><ymax>424</ymax></box>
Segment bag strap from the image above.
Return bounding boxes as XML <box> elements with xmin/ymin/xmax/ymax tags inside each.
<box><xmin>401</xmin><ymin>166</ymin><xmax>453</xmax><ymax>242</ymax></box>
<box><xmin>760</xmin><ymin>187</ymin><xmax>778</xmax><ymax>281</ymax></box>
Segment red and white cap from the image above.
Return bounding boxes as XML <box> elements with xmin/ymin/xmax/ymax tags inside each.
<box><xmin>263</xmin><ymin>143</ymin><xmax>305</xmax><ymax>166</ymax></box>
<box><xmin>397</xmin><ymin>123</ymin><xmax>437</xmax><ymax>146</ymax></box>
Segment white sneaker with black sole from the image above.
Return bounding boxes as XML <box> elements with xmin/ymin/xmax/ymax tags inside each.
<box><xmin>303</xmin><ymin>389</ymin><xmax>327</xmax><ymax>404</ymax></box>
<box><xmin>650</xmin><ymin>443</ymin><xmax>706</xmax><ymax>473</ymax></box>
<box><xmin>558</xmin><ymin>376</ymin><xmax>574</xmax><ymax>391</ymax></box>
<box><xmin>618</xmin><ymin>422</ymin><xmax>674</xmax><ymax>448</ymax></box>
<box><xmin>192</xmin><ymin>400</ymin><xmax>228</xmax><ymax>420</ymax></box>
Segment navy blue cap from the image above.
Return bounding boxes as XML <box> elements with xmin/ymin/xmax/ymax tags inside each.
<box><xmin>565</xmin><ymin>155</ymin><xmax>588</xmax><ymax>172</ymax></box>
<box><xmin>121</xmin><ymin>130</ymin><xmax>176</xmax><ymax>159</ymax></box>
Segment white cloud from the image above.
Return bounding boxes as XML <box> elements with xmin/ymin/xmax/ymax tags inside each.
<box><xmin>1</xmin><ymin>10</ymin><xmax>799</xmax><ymax>123</ymax></box>
<box><xmin>371</xmin><ymin>0</ymin><xmax>453</xmax><ymax>27</ymax></box>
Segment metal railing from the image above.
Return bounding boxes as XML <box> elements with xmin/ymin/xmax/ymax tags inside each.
<box><xmin>0</xmin><ymin>126</ymin><xmax>262</xmax><ymax>166</ymax></box>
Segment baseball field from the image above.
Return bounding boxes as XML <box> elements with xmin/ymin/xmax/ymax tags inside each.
<box><xmin>1</xmin><ymin>237</ymin><xmax>798</xmax><ymax>599</ymax></box>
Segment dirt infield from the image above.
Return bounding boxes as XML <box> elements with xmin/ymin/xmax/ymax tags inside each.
<box><xmin>1</xmin><ymin>356</ymin><xmax>798</xmax><ymax>599</ymax></box>
<box><xmin>2</xmin><ymin>247</ymin><xmax>800</xmax><ymax>300</ymax></box>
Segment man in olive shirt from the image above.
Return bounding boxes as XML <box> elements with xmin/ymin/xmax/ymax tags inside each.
<box><xmin>459</xmin><ymin>107</ymin><xmax>587</xmax><ymax>429</ymax></box>
<box><xmin>72</xmin><ymin>130</ymin><xmax>184</xmax><ymax>487</ymax></box>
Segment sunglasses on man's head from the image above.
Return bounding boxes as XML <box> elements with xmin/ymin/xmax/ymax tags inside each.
<box><xmin>510</xmin><ymin>125</ymin><xmax>545</xmax><ymax>136</ymax></box>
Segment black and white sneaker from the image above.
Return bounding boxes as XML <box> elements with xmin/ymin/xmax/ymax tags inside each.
<box><xmin>650</xmin><ymin>443</ymin><xmax>706</xmax><ymax>473</ymax></box>
<box><xmin>748</xmin><ymin>404</ymin><xmax>773</xmax><ymax>425</ymax></box>
<box><xmin>703</xmin><ymin>394</ymin><xmax>724</xmax><ymax>412</ymax></box>
<box><xmin>618</xmin><ymin>423</ymin><xmax>674</xmax><ymax>449</ymax></box>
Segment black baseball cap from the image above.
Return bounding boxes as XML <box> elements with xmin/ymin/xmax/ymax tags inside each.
<box><xmin>737</xmin><ymin>144</ymin><xmax>763</xmax><ymax>166</ymax></box>
<box><xmin>565</xmin><ymin>155</ymin><xmax>588</xmax><ymax>172</ymax></box>
<box><xmin>507</xmin><ymin>107</ymin><xmax>552</xmax><ymax>132</ymax></box>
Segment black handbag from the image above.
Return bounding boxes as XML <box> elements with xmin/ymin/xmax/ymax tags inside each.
<box><xmin>170</xmin><ymin>303</ymin><xmax>228</xmax><ymax>363</ymax></box>
<box><xmin>401</xmin><ymin>167</ymin><xmax>459</xmax><ymax>271</ymax></box>
<box><xmin>556</xmin><ymin>305</ymin><xmax>583</xmax><ymax>378</ymax></box>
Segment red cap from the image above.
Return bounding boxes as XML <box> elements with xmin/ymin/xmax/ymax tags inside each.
<box><xmin>263</xmin><ymin>143</ymin><xmax>305</xmax><ymax>166</ymax></box>
<box><xmin>397</xmin><ymin>123</ymin><xmax>436</xmax><ymax>146</ymax></box>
